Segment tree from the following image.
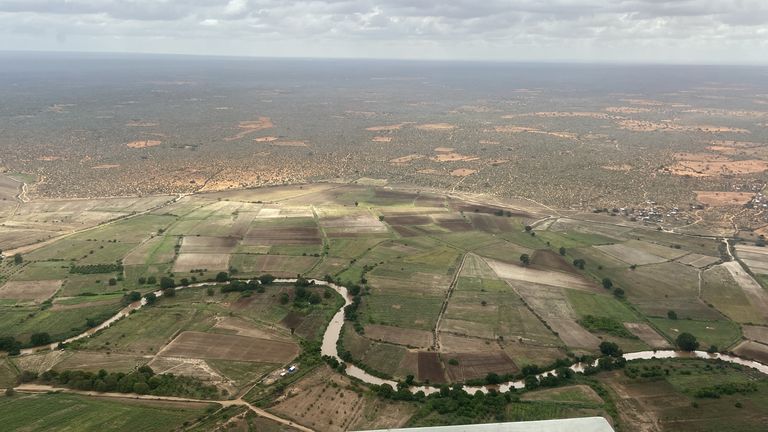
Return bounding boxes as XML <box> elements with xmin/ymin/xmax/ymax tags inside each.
<box><xmin>13</xmin><ymin>253</ymin><xmax>22</xmax><ymax>264</ymax></box>
<box><xmin>144</xmin><ymin>292</ymin><xmax>157</xmax><ymax>305</ymax></box>
<box><xmin>30</xmin><ymin>332</ymin><xmax>51</xmax><ymax>346</ymax></box>
<box><xmin>163</xmin><ymin>287</ymin><xmax>176</xmax><ymax>298</ymax></box>
<box><xmin>160</xmin><ymin>277</ymin><xmax>175</xmax><ymax>289</ymax></box>
<box><xmin>559</xmin><ymin>247</ymin><xmax>566</xmax><ymax>256</ymax></box>
<box><xmin>601</xmin><ymin>278</ymin><xmax>613</xmax><ymax>289</ymax></box>
<box><xmin>599</xmin><ymin>341</ymin><xmax>622</xmax><ymax>357</ymax></box>
<box><xmin>4</xmin><ymin>388</ymin><xmax>15</xmax><ymax>397</ymax></box>
<box><xmin>573</xmin><ymin>259</ymin><xmax>586</xmax><ymax>270</ymax></box>
<box><xmin>524</xmin><ymin>225</ymin><xmax>532</xmax><ymax>232</ymax></box>
<box><xmin>215</xmin><ymin>272</ymin><xmax>229</xmax><ymax>283</ymax></box>
<box><xmin>125</xmin><ymin>291</ymin><xmax>141</xmax><ymax>302</ymax></box>
<box><xmin>138</xmin><ymin>277</ymin><xmax>147</xmax><ymax>285</ymax></box>
<box><xmin>108</xmin><ymin>278</ymin><xmax>117</xmax><ymax>286</ymax></box>
<box><xmin>259</xmin><ymin>274</ymin><xmax>276</xmax><ymax>285</ymax></box>
<box><xmin>206</xmin><ymin>287</ymin><xmax>214</xmax><ymax>296</ymax></box>
<box><xmin>613</xmin><ymin>287</ymin><xmax>625</xmax><ymax>298</ymax></box>
<box><xmin>667</xmin><ymin>310</ymin><xmax>678</xmax><ymax>320</ymax></box>
<box><xmin>279</xmin><ymin>293</ymin><xmax>290</xmax><ymax>305</ymax></box>
<box><xmin>146</xmin><ymin>276</ymin><xmax>157</xmax><ymax>285</ymax></box>
<box><xmin>308</xmin><ymin>293</ymin><xmax>322</xmax><ymax>304</ymax></box>
<box><xmin>676</xmin><ymin>332</ymin><xmax>699</xmax><ymax>351</ymax></box>
<box><xmin>520</xmin><ymin>254</ymin><xmax>531</xmax><ymax>266</ymax></box>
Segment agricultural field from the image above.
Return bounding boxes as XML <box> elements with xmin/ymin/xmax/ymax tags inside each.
<box><xmin>0</xmin><ymin>393</ymin><xmax>213</xmax><ymax>432</ymax></box>
<box><xmin>2</xmin><ymin>183</ymin><xmax>768</xmax><ymax>430</ymax></box>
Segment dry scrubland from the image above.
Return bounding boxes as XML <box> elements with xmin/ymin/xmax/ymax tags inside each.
<box><xmin>1</xmin><ymin>183</ymin><xmax>768</xmax><ymax>431</ymax></box>
<box><xmin>4</xmin><ymin>60</ymin><xmax>768</xmax><ymax>239</ymax></box>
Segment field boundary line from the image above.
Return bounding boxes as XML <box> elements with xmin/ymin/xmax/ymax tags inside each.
<box><xmin>432</xmin><ymin>252</ymin><xmax>468</xmax><ymax>351</ymax></box>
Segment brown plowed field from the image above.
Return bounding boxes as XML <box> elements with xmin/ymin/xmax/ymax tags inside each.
<box><xmin>417</xmin><ymin>352</ymin><xmax>447</xmax><ymax>383</ymax></box>
<box><xmin>159</xmin><ymin>331</ymin><xmax>298</xmax><ymax>363</ymax></box>
<box><xmin>444</xmin><ymin>351</ymin><xmax>517</xmax><ymax>382</ymax></box>
<box><xmin>365</xmin><ymin>324</ymin><xmax>434</xmax><ymax>348</ymax></box>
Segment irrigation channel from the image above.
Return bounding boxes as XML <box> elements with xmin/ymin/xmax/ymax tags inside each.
<box><xmin>21</xmin><ymin>278</ymin><xmax>768</xmax><ymax>395</ymax></box>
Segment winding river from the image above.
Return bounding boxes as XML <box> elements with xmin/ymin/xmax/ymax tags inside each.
<box><xmin>21</xmin><ymin>278</ymin><xmax>768</xmax><ymax>395</ymax></box>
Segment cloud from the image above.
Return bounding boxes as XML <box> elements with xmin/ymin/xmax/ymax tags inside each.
<box><xmin>0</xmin><ymin>0</ymin><xmax>765</xmax><ymax>63</ymax></box>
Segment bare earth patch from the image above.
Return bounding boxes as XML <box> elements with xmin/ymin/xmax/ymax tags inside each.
<box><xmin>624</xmin><ymin>323</ymin><xmax>671</xmax><ymax>349</ymax></box>
<box><xmin>390</xmin><ymin>154</ymin><xmax>424</xmax><ymax>164</ymax></box>
<box><xmin>0</xmin><ymin>280</ymin><xmax>61</xmax><ymax>302</ymax></box>
<box><xmin>92</xmin><ymin>164</ymin><xmax>120</xmax><ymax>169</ymax></box>
<box><xmin>366</xmin><ymin>123</ymin><xmax>409</xmax><ymax>131</ymax></box>
<box><xmin>173</xmin><ymin>253</ymin><xmax>230</xmax><ymax>272</ymax></box>
<box><xmin>158</xmin><ymin>331</ymin><xmax>298</xmax><ymax>363</ymax></box>
<box><xmin>225</xmin><ymin>117</ymin><xmax>274</xmax><ymax>141</ymax></box>
<box><xmin>732</xmin><ymin>340</ymin><xmax>768</xmax><ymax>364</ymax></box>
<box><xmin>415</xmin><ymin>123</ymin><xmax>456</xmax><ymax>131</ymax></box>
<box><xmin>485</xmin><ymin>258</ymin><xmax>597</xmax><ymax>291</ymax></box>
<box><xmin>664</xmin><ymin>153</ymin><xmax>768</xmax><ymax>177</ymax></box>
<box><xmin>372</xmin><ymin>136</ymin><xmax>393</xmax><ymax>142</ymax></box>
<box><xmin>695</xmin><ymin>191</ymin><xmax>754</xmax><ymax>206</ymax></box>
<box><xmin>253</xmin><ymin>136</ymin><xmax>278</xmax><ymax>142</ymax></box>
<box><xmin>364</xmin><ymin>324</ymin><xmax>433</xmax><ymax>348</ymax></box>
<box><xmin>432</xmin><ymin>153</ymin><xmax>479</xmax><ymax>162</ymax></box>
<box><xmin>605</xmin><ymin>106</ymin><xmax>652</xmax><ymax>114</ymax></box>
<box><xmin>126</xmin><ymin>139</ymin><xmax>162</xmax><ymax>149</ymax></box>
<box><xmin>450</xmin><ymin>168</ymin><xmax>476</xmax><ymax>177</ymax></box>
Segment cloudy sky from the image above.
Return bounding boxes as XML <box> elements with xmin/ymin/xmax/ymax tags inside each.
<box><xmin>0</xmin><ymin>0</ymin><xmax>766</xmax><ymax>64</ymax></box>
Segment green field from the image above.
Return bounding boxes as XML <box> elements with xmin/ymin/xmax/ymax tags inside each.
<box><xmin>0</xmin><ymin>393</ymin><xmax>212</xmax><ymax>432</ymax></box>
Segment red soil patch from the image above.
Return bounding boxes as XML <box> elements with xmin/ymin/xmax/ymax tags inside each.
<box><xmin>695</xmin><ymin>191</ymin><xmax>754</xmax><ymax>206</ymax></box>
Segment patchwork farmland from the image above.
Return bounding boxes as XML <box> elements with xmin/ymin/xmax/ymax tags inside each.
<box><xmin>2</xmin><ymin>183</ymin><xmax>768</xmax><ymax>431</ymax></box>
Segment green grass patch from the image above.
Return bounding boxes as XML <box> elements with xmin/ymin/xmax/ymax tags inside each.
<box><xmin>648</xmin><ymin>318</ymin><xmax>742</xmax><ymax>349</ymax></box>
<box><xmin>0</xmin><ymin>393</ymin><xmax>211</xmax><ymax>431</ymax></box>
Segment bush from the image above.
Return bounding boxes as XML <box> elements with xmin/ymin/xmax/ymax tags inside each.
<box><xmin>667</xmin><ymin>310</ymin><xmax>678</xmax><ymax>320</ymax></box>
<box><xmin>215</xmin><ymin>272</ymin><xmax>229</xmax><ymax>283</ymax></box>
<box><xmin>599</xmin><ymin>341</ymin><xmax>622</xmax><ymax>357</ymax></box>
<box><xmin>259</xmin><ymin>274</ymin><xmax>276</xmax><ymax>285</ymax></box>
<box><xmin>30</xmin><ymin>332</ymin><xmax>51</xmax><ymax>346</ymax></box>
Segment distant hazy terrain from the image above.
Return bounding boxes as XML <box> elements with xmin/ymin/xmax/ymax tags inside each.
<box><xmin>2</xmin><ymin>53</ymin><xmax>768</xmax><ymax>235</ymax></box>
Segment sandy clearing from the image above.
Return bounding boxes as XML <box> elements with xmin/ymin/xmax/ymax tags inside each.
<box><xmin>254</xmin><ymin>136</ymin><xmax>279</xmax><ymax>142</ymax></box>
<box><xmin>485</xmin><ymin>258</ymin><xmax>596</xmax><ymax>291</ymax></box>
<box><xmin>417</xmin><ymin>169</ymin><xmax>441</xmax><ymax>175</ymax></box>
<box><xmin>624</xmin><ymin>323</ymin><xmax>671</xmax><ymax>349</ymax></box>
<box><xmin>37</xmin><ymin>156</ymin><xmax>62</xmax><ymax>161</ymax></box>
<box><xmin>225</xmin><ymin>117</ymin><xmax>274</xmax><ymax>141</ymax></box>
<box><xmin>721</xmin><ymin>261</ymin><xmax>768</xmax><ymax>321</ymax></box>
<box><xmin>666</xmin><ymin>159</ymin><xmax>768</xmax><ymax>177</ymax></box>
<box><xmin>450</xmin><ymin>168</ymin><xmax>476</xmax><ymax>177</ymax></box>
<box><xmin>0</xmin><ymin>279</ymin><xmax>61</xmax><ymax>301</ymax></box>
<box><xmin>415</xmin><ymin>123</ymin><xmax>456</xmax><ymax>131</ymax></box>
<box><xmin>92</xmin><ymin>164</ymin><xmax>120</xmax><ymax>169</ymax></box>
<box><xmin>366</xmin><ymin>123</ymin><xmax>409</xmax><ymax>131</ymax></box>
<box><xmin>431</xmin><ymin>153</ymin><xmax>479</xmax><ymax>162</ymax></box>
<box><xmin>434</xmin><ymin>147</ymin><xmax>455</xmax><ymax>152</ymax></box>
<box><xmin>479</xmin><ymin>140</ymin><xmax>500</xmax><ymax>145</ymax></box>
<box><xmin>695</xmin><ymin>191</ymin><xmax>754</xmax><ymax>206</ymax></box>
<box><xmin>126</xmin><ymin>139</ymin><xmax>162</xmax><ymax>149</ymax></box>
<box><xmin>390</xmin><ymin>154</ymin><xmax>424</xmax><ymax>164</ymax></box>
<box><xmin>494</xmin><ymin>125</ymin><xmax>539</xmax><ymax>133</ymax></box>
<box><xmin>372</xmin><ymin>136</ymin><xmax>392</xmax><ymax>142</ymax></box>
<box><xmin>126</xmin><ymin>121</ymin><xmax>158</xmax><ymax>127</ymax></box>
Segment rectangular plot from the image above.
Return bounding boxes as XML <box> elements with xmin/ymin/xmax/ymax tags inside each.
<box><xmin>179</xmin><ymin>236</ymin><xmax>238</xmax><ymax>254</ymax></box>
<box><xmin>445</xmin><ymin>351</ymin><xmax>517</xmax><ymax>382</ymax></box>
<box><xmin>595</xmin><ymin>243</ymin><xmax>668</xmax><ymax>265</ymax></box>
<box><xmin>159</xmin><ymin>331</ymin><xmax>298</xmax><ymax>363</ymax></box>
<box><xmin>0</xmin><ymin>280</ymin><xmax>61</xmax><ymax>302</ymax></box>
<box><xmin>173</xmin><ymin>253</ymin><xmax>230</xmax><ymax>272</ymax></box>
<box><xmin>624</xmin><ymin>323</ymin><xmax>671</xmax><ymax>349</ymax></box>
<box><xmin>417</xmin><ymin>352</ymin><xmax>446</xmax><ymax>383</ymax></box>
<box><xmin>364</xmin><ymin>324</ymin><xmax>434</xmax><ymax>348</ymax></box>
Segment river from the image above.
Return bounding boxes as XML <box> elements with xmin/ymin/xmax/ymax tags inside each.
<box><xmin>20</xmin><ymin>278</ymin><xmax>768</xmax><ymax>395</ymax></box>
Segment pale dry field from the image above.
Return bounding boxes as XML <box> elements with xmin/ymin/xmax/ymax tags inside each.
<box><xmin>485</xmin><ymin>258</ymin><xmax>597</xmax><ymax>291</ymax></box>
<box><xmin>0</xmin><ymin>280</ymin><xmax>61</xmax><ymax>301</ymax></box>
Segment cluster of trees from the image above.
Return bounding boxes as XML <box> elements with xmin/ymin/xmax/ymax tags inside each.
<box><xmin>23</xmin><ymin>366</ymin><xmax>219</xmax><ymax>399</ymax></box>
<box><xmin>376</xmin><ymin>383</ymin><xmax>512</xmax><ymax>424</ymax></box>
<box><xmin>694</xmin><ymin>382</ymin><xmax>757</xmax><ymax>399</ymax></box>
<box><xmin>0</xmin><ymin>336</ymin><xmax>22</xmax><ymax>355</ymax></box>
<box><xmin>69</xmin><ymin>263</ymin><xmax>123</xmax><ymax>274</ymax></box>
<box><xmin>579</xmin><ymin>315</ymin><xmax>638</xmax><ymax>339</ymax></box>
<box><xmin>220</xmin><ymin>279</ymin><xmax>262</xmax><ymax>293</ymax></box>
<box><xmin>676</xmin><ymin>332</ymin><xmax>699</xmax><ymax>351</ymax></box>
